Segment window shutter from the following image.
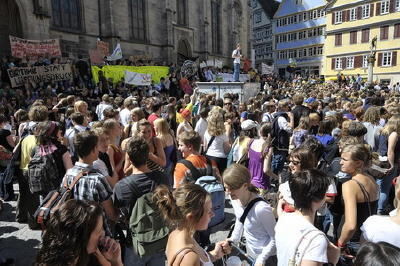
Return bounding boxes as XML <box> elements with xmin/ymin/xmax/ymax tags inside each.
<box><xmin>393</xmin><ymin>51</ymin><xmax>397</xmax><ymax>66</ymax></box>
<box><xmin>376</xmin><ymin>2</ymin><xmax>381</xmax><ymax>15</ymax></box>
<box><xmin>380</xmin><ymin>27</ymin><xmax>385</xmax><ymax>40</ymax></box>
<box><xmin>339</xmin><ymin>34</ymin><xmax>342</xmax><ymax>45</ymax></box>
<box><xmin>395</xmin><ymin>24</ymin><xmax>400</xmax><ymax>38</ymax></box>
<box><xmin>390</xmin><ymin>0</ymin><xmax>396</xmax><ymax>13</ymax></box>
<box><xmin>332</xmin><ymin>13</ymin><xmax>335</xmax><ymax>24</ymax></box>
<box><xmin>342</xmin><ymin>57</ymin><xmax>347</xmax><ymax>68</ymax></box>
<box><xmin>378</xmin><ymin>53</ymin><xmax>382</xmax><ymax>66</ymax></box>
<box><xmin>347</xmin><ymin>10</ymin><xmax>351</xmax><ymax>21</ymax></box>
<box><xmin>357</xmin><ymin>6</ymin><xmax>362</xmax><ymax>19</ymax></box>
<box><xmin>370</xmin><ymin>4</ymin><xmax>374</xmax><ymax>16</ymax></box>
<box><xmin>332</xmin><ymin>58</ymin><xmax>336</xmax><ymax>70</ymax></box>
<box><xmin>343</xmin><ymin>10</ymin><xmax>347</xmax><ymax>21</ymax></box>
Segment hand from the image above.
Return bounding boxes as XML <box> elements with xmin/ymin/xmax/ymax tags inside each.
<box><xmin>211</xmin><ymin>240</ymin><xmax>231</xmax><ymax>260</ymax></box>
<box><xmin>385</xmin><ymin>166</ymin><xmax>394</xmax><ymax>175</ymax></box>
<box><xmin>327</xmin><ymin>242</ymin><xmax>340</xmax><ymax>265</ymax></box>
<box><xmin>98</xmin><ymin>237</ymin><xmax>123</xmax><ymax>266</ymax></box>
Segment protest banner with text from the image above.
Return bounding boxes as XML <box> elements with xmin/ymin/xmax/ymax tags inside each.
<box><xmin>9</xmin><ymin>35</ymin><xmax>62</xmax><ymax>59</ymax></box>
<box><xmin>7</xmin><ymin>64</ymin><xmax>73</xmax><ymax>88</ymax></box>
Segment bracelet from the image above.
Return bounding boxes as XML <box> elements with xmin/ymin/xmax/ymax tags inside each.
<box><xmin>337</xmin><ymin>241</ymin><xmax>347</xmax><ymax>249</ymax></box>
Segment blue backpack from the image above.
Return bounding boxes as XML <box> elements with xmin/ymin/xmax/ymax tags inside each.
<box><xmin>179</xmin><ymin>158</ymin><xmax>225</xmax><ymax>227</ymax></box>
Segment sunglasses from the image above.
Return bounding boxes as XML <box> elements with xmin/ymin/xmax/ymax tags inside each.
<box><xmin>289</xmin><ymin>160</ymin><xmax>301</xmax><ymax>166</ymax></box>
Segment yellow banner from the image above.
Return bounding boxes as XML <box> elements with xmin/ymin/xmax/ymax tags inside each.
<box><xmin>91</xmin><ymin>66</ymin><xmax>169</xmax><ymax>84</ymax></box>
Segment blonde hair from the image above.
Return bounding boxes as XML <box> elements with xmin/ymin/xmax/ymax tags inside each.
<box><xmin>74</xmin><ymin>100</ymin><xmax>88</xmax><ymax>113</ymax></box>
<box><xmin>154</xmin><ymin>118</ymin><xmax>171</xmax><ymax>136</ymax></box>
<box><xmin>342</xmin><ymin>144</ymin><xmax>372</xmax><ymax>168</ymax></box>
<box><xmin>223</xmin><ymin>164</ymin><xmax>258</xmax><ymax>193</ymax></box>
<box><xmin>296</xmin><ymin>116</ymin><xmax>310</xmax><ymax>131</ymax></box>
<box><xmin>207</xmin><ymin>106</ymin><xmax>225</xmax><ymax>136</ymax></box>
<box><xmin>381</xmin><ymin>115</ymin><xmax>400</xmax><ymax>136</ymax></box>
<box><xmin>131</xmin><ymin>107</ymin><xmax>145</xmax><ymax>121</ymax></box>
<box><xmin>309</xmin><ymin>113</ymin><xmax>320</xmax><ymax>122</ymax></box>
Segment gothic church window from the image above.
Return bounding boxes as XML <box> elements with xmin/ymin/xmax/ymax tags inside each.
<box><xmin>51</xmin><ymin>0</ymin><xmax>82</xmax><ymax>30</ymax></box>
<box><xmin>177</xmin><ymin>0</ymin><xmax>187</xmax><ymax>25</ymax></box>
<box><xmin>211</xmin><ymin>0</ymin><xmax>221</xmax><ymax>53</ymax></box>
<box><xmin>129</xmin><ymin>0</ymin><xmax>146</xmax><ymax>41</ymax></box>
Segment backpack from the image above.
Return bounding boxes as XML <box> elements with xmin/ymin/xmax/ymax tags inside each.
<box><xmin>33</xmin><ymin>171</ymin><xmax>87</xmax><ymax>230</ymax></box>
<box><xmin>129</xmin><ymin>181</ymin><xmax>169</xmax><ymax>258</ymax></box>
<box><xmin>27</xmin><ymin>146</ymin><xmax>61</xmax><ymax>195</ymax></box>
<box><xmin>271</xmin><ymin>112</ymin><xmax>290</xmax><ymax>151</ymax></box>
<box><xmin>179</xmin><ymin>158</ymin><xmax>225</xmax><ymax>227</ymax></box>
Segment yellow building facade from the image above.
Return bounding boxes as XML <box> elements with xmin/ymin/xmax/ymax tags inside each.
<box><xmin>324</xmin><ymin>0</ymin><xmax>400</xmax><ymax>85</ymax></box>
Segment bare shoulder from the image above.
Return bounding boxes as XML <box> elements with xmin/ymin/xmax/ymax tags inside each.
<box><xmin>179</xmin><ymin>250</ymin><xmax>200</xmax><ymax>266</ymax></box>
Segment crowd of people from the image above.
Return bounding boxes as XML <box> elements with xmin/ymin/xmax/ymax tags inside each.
<box><xmin>1</xmin><ymin>53</ymin><xmax>400</xmax><ymax>266</ymax></box>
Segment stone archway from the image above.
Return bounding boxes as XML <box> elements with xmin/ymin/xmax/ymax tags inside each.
<box><xmin>0</xmin><ymin>0</ymin><xmax>23</xmax><ymax>56</ymax></box>
<box><xmin>177</xmin><ymin>39</ymin><xmax>192</xmax><ymax>66</ymax></box>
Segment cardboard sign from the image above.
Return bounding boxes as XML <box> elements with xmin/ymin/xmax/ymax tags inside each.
<box><xmin>96</xmin><ymin>41</ymin><xmax>109</xmax><ymax>57</ymax></box>
<box><xmin>7</xmin><ymin>64</ymin><xmax>73</xmax><ymax>87</ymax></box>
<box><xmin>9</xmin><ymin>35</ymin><xmax>62</xmax><ymax>59</ymax></box>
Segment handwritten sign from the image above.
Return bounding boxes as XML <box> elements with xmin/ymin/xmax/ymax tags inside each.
<box><xmin>7</xmin><ymin>64</ymin><xmax>73</xmax><ymax>88</ymax></box>
<box><xmin>9</xmin><ymin>35</ymin><xmax>62</xmax><ymax>59</ymax></box>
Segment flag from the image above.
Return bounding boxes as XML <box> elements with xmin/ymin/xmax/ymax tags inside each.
<box><xmin>106</xmin><ymin>43</ymin><xmax>122</xmax><ymax>61</ymax></box>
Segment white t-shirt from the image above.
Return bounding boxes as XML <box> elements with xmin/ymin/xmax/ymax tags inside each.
<box><xmin>278</xmin><ymin>180</ymin><xmax>337</xmax><ymax>216</ymax></box>
<box><xmin>230</xmin><ymin>198</ymin><xmax>276</xmax><ymax>265</ymax></box>
<box><xmin>204</xmin><ymin>130</ymin><xmax>228</xmax><ymax>158</ymax></box>
<box><xmin>195</xmin><ymin>118</ymin><xmax>208</xmax><ymax>140</ymax></box>
<box><xmin>119</xmin><ymin>108</ymin><xmax>131</xmax><ymax>127</ymax></box>
<box><xmin>232</xmin><ymin>49</ymin><xmax>241</xmax><ymax>64</ymax></box>
<box><xmin>275</xmin><ymin>213</ymin><xmax>328</xmax><ymax>266</ymax></box>
<box><xmin>361</xmin><ymin>215</ymin><xmax>400</xmax><ymax>248</ymax></box>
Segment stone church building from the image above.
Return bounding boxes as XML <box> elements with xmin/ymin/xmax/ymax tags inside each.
<box><xmin>0</xmin><ymin>0</ymin><xmax>251</xmax><ymax>66</ymax></box>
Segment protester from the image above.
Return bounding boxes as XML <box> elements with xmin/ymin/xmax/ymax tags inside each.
<box><xmin>154</xmin><ymin>183</ymin><xmax>231</xmax><ymax>265</ymax></box>
<box><xmin>36</xmin><ymin>200</ymin><xmax>122</xmax><ymax>266</ymax></box>
<box><xmin>224</xmin><ymin>164</ymin><xmax>277</xmax><ymax>265</ymax></box>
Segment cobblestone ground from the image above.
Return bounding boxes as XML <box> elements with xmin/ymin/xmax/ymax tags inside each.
<box><xmin>0</xmin><ymin>185</ymin><xmax>235</xmax><ymax>266</ymax></box>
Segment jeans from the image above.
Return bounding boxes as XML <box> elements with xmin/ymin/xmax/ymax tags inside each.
<box><xmin>16</xmin><ymin>170</ymin><xmax>40</xmax><ymax>225</ymax></box>
<box><xmin>233</xmin><ymin>63</ymin><xmax>240</xmax><ymax>82</ymax></box>
<box><xmin>377</xmin><ymin>165</ymin><xmax>398</xmax><ymax>213</ymax></box>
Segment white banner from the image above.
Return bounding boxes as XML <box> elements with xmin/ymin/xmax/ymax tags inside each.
<box><xmin>207</xmin><ymin>59</ymin><xmax>214</xmax><ymax>67</ymax></box>
<box><xmin>218</xmin><ymin>73</ymin><xmax>250</xmax><ymax>82</ymax></box>
<box><xmin>124</xmin><ymin>71</ymin><xmax>152</xmax><ymax>86</ymax></box>
<box><xmin>215</xmin><ymin>60</ymin><xmax>223</xmax><ymax>69</ymax></box>
<box><xmin>261</xmin><ymin>63</ymin><xmax>274</xmax><ymax>75</ymax></box>
<box><xmin>200</xmin><ymin>61</ymin><xmax>207</xmax><ymax>68</ymax></box>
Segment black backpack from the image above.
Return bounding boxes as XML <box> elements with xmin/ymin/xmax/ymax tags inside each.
<box><xmin>27</xmin><ymin>146</ymin><xmax>61</xmax><ymax>195</ymax></box>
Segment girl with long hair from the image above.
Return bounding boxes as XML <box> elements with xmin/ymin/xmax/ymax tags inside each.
<box><xmin>224</xmin><ymin>164</ymin><xmax>277</xmax><ymax>265</ymax></box>
<box><xmin>36</xmin><ymin>200</ymin><xmax>122</xmax><ymax>266</ymax></box>
<box><xmin>154</xmin><ymin>183</ymin><xmax>231</xmax><ymax>265</ymax></box>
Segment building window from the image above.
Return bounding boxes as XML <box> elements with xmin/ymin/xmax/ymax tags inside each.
<box><xmin>380</xmin><ymin>25</ymin><xmax>389</xmax><ymax>40</ymax></box>
<box><xmin>382</xmin><ymin>52</ymin><xmax>392</xmax><ymax>66</ymax></box>
<box><xmin>254</xmin><ymin>11</ymin><xmax>262</xmax><ymax>23</ymax></box>
<box><xmin>362</xmin><ymin>4</ymin><xmax>370</xmax><ymax>18</ymax></box>
<box><xmin>334</xmin><ymin>11</ymin><xmax>343</xmax><ymax>24</ymax></box>
<box><xmin>129</xmin><ymin>0</ymin><xmax>146</xmax><ymax>40</ymax></box>
<box><xmin>350</xmin><ymin>8</ymin><xmax>357</xmax><ymax>21</ymax></box>
<box><xmin>211</xmin><ymin>0</ymin><xmax>221</xmax><ymax>53</ymax></box>
<box><xmin>51</xmin><ymin>0</ymin><xmax>82</xmax><ymax>30</ymax></box>
<box><xmin>298</xmin><ymin>49</ymin><xmax>303</xmax><ymax>57</ymax></box>
<box><xmin>381</xmin><ymin>0</ymin><xmax>390</xmax><ymax>14</ymax></box>
<box><xmin>350</xmin><ymin>31</ymin><xmax>357</xmax><ymax>44</ymax></box>
<box><xmin>303</xmin><ymin>12</ymin><xmax>308</xmax><ymax>21</ymax></box>
<box><xmin>396</xmin><ymin>0</ymin><xmax>400</xmax><ymax>11</ymax></box>
<box><xmin>346</xmin><ymin>56</ymin><xmax>354</xmax><ymax>69</ymax></box>
<box><xmin>177</xmin><ymin>0</ymin><xmax>187</xmax><ymax>25</ymax></box>
<box><xmin>313</xmin><ymin>10</ymin><xmax>318</xmax><ymax>19</ymax></box>
<box><xmin>361</xmin><ymin>28</ymin><xmax>370</xmax><ymax>43</ymax></box>
<box><xmin>317</xmin><ymin>46</ymin><xmax>323</xmax><ymax>55</ymax></box>
<box><xmin>303</xmin><ymin>48</ymin><xmax>307</xmax><ymax>57</ymax></box>
<box><xmin>335</xmin><ymin>33</ymin><xmax>342</xmax><ymax>46</ymax></box>
<box><xmin>335</xmin><ymin>58</ymin><xmax>343</xmax><ymax>70</ymax></box>
<box><xmin>363</xmin><ymin>55</ymin><xmax>369</xmax><ymax>68</ymax></box>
